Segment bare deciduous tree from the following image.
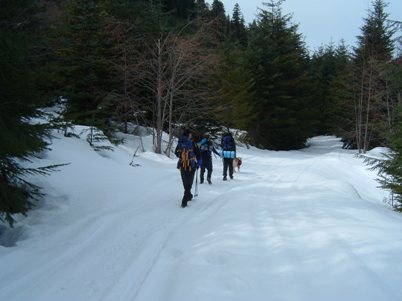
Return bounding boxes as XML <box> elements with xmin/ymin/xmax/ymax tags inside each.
<box><xmin>137</xmin><ymin>22</ymin><xmax>219</xmax><ymax>155</ymax></box>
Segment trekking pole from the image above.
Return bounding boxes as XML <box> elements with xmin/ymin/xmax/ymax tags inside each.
<box><xmin>194</xmin><ymin>169</ymin><xmax>199</xmax><ymax>197</ymax></box>
<box><xmin>129</xmin><ymin>144</ymin><xmax>141</xmax><ymax>166</ymax></box>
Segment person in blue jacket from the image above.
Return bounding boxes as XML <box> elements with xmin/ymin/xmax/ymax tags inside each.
<box><xmin>198</xmin><ymin>134</ymin><xmax>221</xmax><ymax>184</ymax></box>
<box><xmin>221</xmin><ymin>132</ymin><xmax>236</xmax><ymax>181</ymax></box>
<box><xmin>175</xmin><ymin>129</ymin><xmax>198</xmax><ymax>208</ymax></box>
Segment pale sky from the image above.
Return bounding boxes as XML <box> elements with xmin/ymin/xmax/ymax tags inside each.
<box><xmin>218</xmin><ymin>0</ymin><xmax>402</xmax><ymax>52</ymax></box>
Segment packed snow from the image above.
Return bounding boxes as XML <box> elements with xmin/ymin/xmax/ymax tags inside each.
<box><xmin>1</xmin><ymin>129</ymin><xmax>402</xmax><ymax>301</ymax></box>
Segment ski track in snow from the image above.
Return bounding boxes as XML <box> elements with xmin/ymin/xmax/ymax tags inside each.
<box><xmin>1</xmin><ymin>135</ymin><xmax>402</xmax><ymax>301</ymax></box>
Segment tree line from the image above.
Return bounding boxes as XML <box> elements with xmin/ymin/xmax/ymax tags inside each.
<box><xmin>1</xmin><ymin>0</ymin><xmax>402</xmax><ymax>224</ymax></box>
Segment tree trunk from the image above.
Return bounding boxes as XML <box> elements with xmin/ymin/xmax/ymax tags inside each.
<box><xmin>356</xmin><ymin>64</ymin><xmax>365</xmax><ymax>153</ymax></box>
<box><xmin>363</xmin><ymin>64</ymin><xmax>373</xmax><ymax>153</ymax></box>
<box><xmin>165</xmin><ymin>89</ymin><xmax>175</xmax><ymax>157</ymax></box>
<box><xmin>155</xmin><ymin>38</ymin><xmax>163</xmax><ymax>154</ymax></box>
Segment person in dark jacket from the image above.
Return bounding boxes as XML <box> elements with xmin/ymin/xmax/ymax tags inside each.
<box><xmin>175</xmin><ymin>129</ymin><xmax>198</xmax><ymax>208</ymax></box>
<box><xmin>198</xmin><ymin>134</ymin><xmax>221</xmax><ymax>184</ymax></box>
<box><xmin>221</xmin><ymin>132</ymin><xmax>236</xmax><ymax>181</ymax></box>
<box><xmin>192</xmin><ymin>135</ymin><xmax>201</xmax><ymax>166</ymax></box>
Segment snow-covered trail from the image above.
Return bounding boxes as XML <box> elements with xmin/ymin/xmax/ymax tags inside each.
<box><xmin>130</xmin><ymin>138</ymin><xmax>402</xmax><ymax>301</ymax></box>
<box><xmin>1</xmin><ymin>135</ymin><xmax>402</xmax><ymax>301</ymax></box>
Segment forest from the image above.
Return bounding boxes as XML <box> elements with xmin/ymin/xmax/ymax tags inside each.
<box><xmin>1</xmin><ymin>0</ymin><xmax>402</xmax><ymax>223</ymax></box>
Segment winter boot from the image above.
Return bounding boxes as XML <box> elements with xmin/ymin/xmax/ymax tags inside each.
<box><xmin>200</xmin><ymin>178</ymin><xmax>204</xmax><ymax>184</ymax></box>
<box><xmin>181</xmin><ymin>194</ymin><xmax>188</xmax><ymax>207</ymax></box>
<box><xmin>223</xmin><ymin>176</ymin><xmax>227</xmax><ymax>181</ymax></box>
<box><xmin>207</xmin><ymin>177</ymin><xmax>212</xmax><ymax>184</ymax></box>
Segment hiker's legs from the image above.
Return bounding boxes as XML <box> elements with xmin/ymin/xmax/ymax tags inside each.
<box><xmin>189</xmin><ymin>169</ymin><xmax>196</xmax><ymax>188</ymax></box>
<box><xmin>223</xmin><ymin>158</ymin><xmax>230</xmax><ymax>177</ymax></box>
<box><xmin>180</xmin><ymin>170</ymin><xmax>187</xmax><ymax>207</ymax></box>
<box><xmin>187</xmin><ymin>169</ymin><xmax>196</xmax><ymax>199</ymax></box>
<box><xmin>228</xmin><ymin>158</ymin><xmax>234</xmax><ymax>178</ymax></box>
<box><xmin>200</xmin><ymin>165</ymin><xmax>206</xmax><ymax>183</ymax></box>
<box><xmin>180</xmin><ymin>169</ymin><xmax>194</xmax><ymax>207</ymax></box>
<box><xmin>206</xmin><ymin>159</ymin><xmax>213</xmax><ymax>181</ymax></box>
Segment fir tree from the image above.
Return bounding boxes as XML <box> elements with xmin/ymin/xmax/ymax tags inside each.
<box><xmin>369</xmin><ymin>45</ymin><xmax>402</xmax><ymax>208</ymax></box>
<box><xmin>370</xmin><ymin>108</ymin><xmax>402</xmax><ymax>210</ymax></box>
<box><xmin>211</xmin><ymin>0</ymin><xmax>225</xmax><ymax>18</ymax></box>
<box><xmin>161</xmin><ymin>0</ymin><xmax>196</xmax><ymax>19</ymax></box>
<box><xmin>310</xmin><ymin>44</ymin><xmax>337</xmax><ymax>134</ymax></box>
<box><xmin>355</xmin><ymin>0</ymin><xmax>394</xmax><ymax>63</ymax></box>
<box><xmin>231</xmin><ymin>3</ymin><xmax>247</xmax><ymax>47</ymax></box>
<box><xmin>53</xmin><ymin>0</ymin><xmax>116</xmax><ymax>133</ymax></box>
<box><xmin>102</xmin><ymin>0</ymin><xmax>159</xmax><ymax>133</ymax></box>
<box><xmin>353</xmin><ymin>0</ymin><xmax>396</xmax><ymax>152</ymax></box>
<box><xmin>195</xmin><ymin>0</ymin><xmax>209</xmax><ymax>17</ymax></box>
<box><xmin>246</xmin><ymin>0</ymin><xmax>315</xmax><ymax>150</ymax></box>
<box><xmin>210</xmin><ymin>0</ymin><xmax>229</xmax><ymax>38</ymax></box>
<box><xmin>326</xmin><ymin>42</ymin><xmax>356</xmax><ymax>142</ymax></box>
<box><xmin>0</xmin><ymin>0</ymin><xmax>55</xmax><ymax>225</ymax></box>
<box><xmin>310</xmin><ymin>42</ymin><xmax>355</xmax><ymax>136</ymax></box>
<box><xmin>217</xmin><ymin>40</ymin><xmax>255</xmax><ymax>130</ymax></box>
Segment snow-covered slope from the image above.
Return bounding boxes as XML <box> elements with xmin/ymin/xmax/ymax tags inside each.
<box><xmin>1</xmin><ymin>133</ymin><xmax>402</xmax><ymax>301</ymax></box>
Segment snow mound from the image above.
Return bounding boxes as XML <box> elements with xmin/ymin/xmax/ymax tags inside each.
<box><xmin>365</xmin><ymin>147</ymin><xmax>391</xmax><ymax>159</ymax></box>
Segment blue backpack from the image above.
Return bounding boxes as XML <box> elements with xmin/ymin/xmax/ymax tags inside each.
<box><xmin>221</xmin><ymin>135</ymin><xmax>235</xmax><ymax>159</ymax></box>
<box><xmin>222</xmin><ymin>135</ymin><xmax>235</xmax><ymax>151</ymax></box>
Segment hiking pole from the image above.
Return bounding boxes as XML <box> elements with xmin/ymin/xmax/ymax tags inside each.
<box><xmin>194</xmin><ymin>169</ymin><xmax>199</xmax><ymax>197</ymax></box>
<box><xmin>129</xmin><ymin>144</ymin><xmax>141</xmax><ymax>166</ymax></box>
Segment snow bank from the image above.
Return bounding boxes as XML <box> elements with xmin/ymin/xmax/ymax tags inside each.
<box><xmin>365</xmin><ymin>147</ymin><xmax>391</xmax><ymax>160</ymax></box>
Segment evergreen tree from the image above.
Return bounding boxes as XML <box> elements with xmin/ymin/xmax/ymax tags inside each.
<box><xmin>195</xmin><ymin>0</ymin><xmax>209</xmax><ymax>17</ymax></box>
<box><xmin>211</xmin><ymin>0</ymin><xmax>225</xmax><ymax>18</ymax></box>
<box><xmin>0</xmin><ymin>0</ymin><xmax>54</xmax><ymax>225</ymax></box>
<box><xmin>231</xmin><ymin>3</ymin><xmax>247</xmax><ymax>47</ymax></box>
<box><xmin>370</xmin><ymin>108</ymin><xmax>402</xmax><ymax>210</ymax></box>
<box><xmin>210</xmin><ymin>0</ymin><xmax>229</xmax><ymax>38</ymax></box>
<box><xmin>326</xmin><ymin>42</ymin><xmax>356</xmax><ymax>142</ymax></box>
<box><xmin>310</xmin><ymin>42</ymin><xmax>355</xmax><ymax>136</ymax></box>
<box><xmin>310</xmin><ymin>44</ymin><xmax>338</xmax><ymax>134</ymax></box>
<box><xmin>355</xmin><ymin>0</ymin><xmax>394</xmax><ymax>63</ymax></box>
<box><xmin>101</xmin><ymin>0</ymin><xmax>163</xmax><ymax>133</ymax></box>
<box><xmin>161</xmin><ymin>0</ymin><xmax>196</xmax><ymax>19</ymax></box>
<box><xmin>216</xmin><ymin>40</ymin><xmax>255</xmax><ymax>130</ymax></box>
<box><xmin>368</xmin><ymin>33</ymin><xmax>402</xmax><ymax>211</ymax></box>
<box><xmin>246</xmin><ymin>0</ymin><xmax>315</xmax><ymax>150</ymax></box>
<box><xmin>53</xmin><ymin>0</ymin><xmax>116</xmax><ymax>133</ymax></box>
<box><xmin>353</xmin><ymin>0</ymin><xmax>396</xmax><ymax>152</ymax></box>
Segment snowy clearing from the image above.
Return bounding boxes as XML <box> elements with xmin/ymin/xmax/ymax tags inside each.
<box><xmin>1</xmin><ymin>132</ymin><xmax>402</xmax><ymax>301</ymax></box>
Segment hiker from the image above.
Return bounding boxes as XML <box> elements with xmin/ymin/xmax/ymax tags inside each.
<box><xmin>175</xmin><ymin>129</ymin><xmax>198</xmax><ymax>208</ymax></box>
<box><xmin>198</xmin><ymin>134</ymin><xmax>221</xmax><ymax>185</ymax></box>
<box><xmin>221</xmin><ymin>132</ymin><xmax>236</xmax><ymax>181</ymax></box>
